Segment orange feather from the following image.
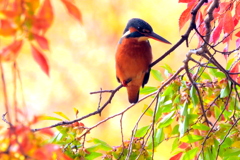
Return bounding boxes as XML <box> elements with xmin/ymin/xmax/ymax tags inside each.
<box><xmin>115</xmin><ymin>37</ymin><xmax>152</xmax><ymax>103</ymax></box>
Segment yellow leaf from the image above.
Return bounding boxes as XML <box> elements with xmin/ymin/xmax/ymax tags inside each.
<box><xmin>232</xmin><ymin>141</ymin><xmax>240</xmax><ymax>148</ymax></box>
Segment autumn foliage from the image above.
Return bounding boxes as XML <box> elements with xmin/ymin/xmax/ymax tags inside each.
<box><xmin>0</xmin><ymin>0</ymin><xmax>240</xmax><ymax>160</ymax></box>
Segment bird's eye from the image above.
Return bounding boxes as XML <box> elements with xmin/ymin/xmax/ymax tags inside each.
<box><xmin>137</xmin><ymin>27</ymin><xmax>150</xmax><ymax>33</ymax></box>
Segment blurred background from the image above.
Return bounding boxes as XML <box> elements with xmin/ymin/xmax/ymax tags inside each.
<box><xmin>0</xmin><ymin>0</ymin><xmax>227</xmax><ymax>159</ymax></box>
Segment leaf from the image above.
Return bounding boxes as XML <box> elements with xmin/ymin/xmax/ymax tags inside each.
<box><xmin>140</xmin><ymin>86</ymin><xmax>157</xmax><ymax>94</ymax></box>
<box><xmin>180</xmin><ymin>134</ymin><xmax>203</xmax><ymax>143</ymax></box>
<box><xmin>85</xmin><ymin>152</ymin><xmax>102</xmax><ymax>160</ymax></box>
<box><xmin>74</xmin><ymin>107</ymin><xmax>79</xmax><ymax>118</ymax></box>
<box><xmin>223</xmin><ymin>10</ymin><xmax>234</xmax><ymax>35</ymax></box>
<box><xmin>229</xmin><ymin>61</ymin><xmax>240</xmax><ymax>83</ymax></box>
<box><xmin>171</xmin><ymin>137</ymin><xmax>180</xmax><ymax>152</ymax></box>
<box><xmin>91</xmin><ymin>138</ymin><xmax>112</xmax><ymax>151</ymax></box>
<box><xmin>179</xmin><ymin>142</ymin><xmax>188</xmax><ymax>149</ymax></box>
<box><xmin>42</xmin><ymin>116</ymin><xmax>63</xmax><ymax>121</ymax></box>
<box><xmin>154</xmin><ymin>128</ymin><xmax>164</xmax><ymax>147</ymax></box>
<box><xmin>214</xmin><ymin>106</ymin><xmax>221</xmax><ymax>119</ymax></box>
<box><xmin>0</xmin><ymin>40</ymin><xmax>23</xmax><ymax>61</ymax></box>
<box><xmin>210</xmin><ymin>19</ymin><xmax>223</xmax><ymax>44</ymax></box>
<box><xmin>158</xmin><ymin>111</ymin><xmax>174</xmax><ymax>128</ymax></box>
<box><xmin>190</xmin><ymin>86</ymin><xmax>199</xmax><ymax>107</ymax></box>
<box><xmin>232</xmin><ymin>141</ymin><xmax>240</xmax><ymax>148</ymax></box>
<box><xmin>31</xmin><ymin>44</ymin><xmax>49</xmax><ymax>76</ymax></box>
<box><xmin>61</xmin><ymin>0</ymin><xmax>83</xmax><ymax>23</ymax></box>
<box><xmin>142</xmin><ymin>104</ymin><xmax>153</xmax><ymax>116</ymax></box>
<box><xmin>179</xmin><ymin>116</ymin><xmax>189</xmax><ymax>138</ymax></box>
<box><xmin>179</xmin><ymin>1</ymin><xmax>197</xmax><ymax>30</ymax></box>
<box><xmin>226</xmin><ymin>58</ymin><xmax>236</xmax><ymax>70</ymax></box>
<box><xmin>39</xmin><ymin>128</ymin><xmax>54</xmax><ymax>136</ymax></box>
<box><xmin>178</xmin><ymin>0</ymin><xmax>193</xmax><ymax>3</ymax></box>
<box><xmin>220</xmin><ymin>81</ymin><xmax>230</xmax><ymax>98</ymax></box>
<box><xmin>235</xmin><ymin>31</ymin><xmax>240</xmax><ymax>37</ymax></box>
<box><xmin>33</xmin><ymin>33</ymin><xmax>50</xmax><ymax>50</ymax></box>
<box><xmin>201</xmin><ymin>72</ymin><xmax>212</xmax><ymax>81</ymax></box>
<box><xmin>180</xmin><ymin>101</ymin><xmax>188</xmax><ymax>116</ymax></box>
<box><xmin>192</xmin><ymin>123</ymin><xmax>210</xmax><ymax>131</ymax></box>
<box><xmin>161</xmin><ymin>64</ymin><xmax>173</xmax><ymax>75</ymax></box>
<box><xmin>35</xmin><ymin>0</ymin><xmax>54</xmax><ymax>33</ymax></box>
<box><xmin>151</xmin><ymin>69</ymin><xmax>164</xmax><ymax>81</ymax></box>
<box><xmin>0</xmin><ymin>19</ymin><xmax>16</xmax><ymax>36</ymax></box>
<box><xmin>170</xmin><ymin>152</ymin><xmax>183</xmax><ymax>160</ymax></box>
<box><xmin>182</xmin><ymin>147</ymin><xmax>199</xmax><ymax>160</ymax></box>
<box><xmin>54</xmin><ymin>112</ymin><xmax>70</xmax><ymax>120</ymax></box>
<box><xmin>135</xmin><ymin>126</ymin><xmax>150</xmax><ymax>137</ymax></box>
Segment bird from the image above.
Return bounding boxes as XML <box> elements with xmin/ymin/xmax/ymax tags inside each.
<box><xmin>115</xmin><ymin>18</ymin><xmax>171</xmax><ymax>103</ymax></box>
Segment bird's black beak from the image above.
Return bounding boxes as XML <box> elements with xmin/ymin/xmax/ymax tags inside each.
<box><xmin>147</xmin><ymin>32</ymin><xmax>171</xmax><ymax>44</ymax></box>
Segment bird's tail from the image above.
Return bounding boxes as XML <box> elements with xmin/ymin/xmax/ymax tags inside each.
<box><xmin>127</xmin><ymin>85</ymin><xmax>140</xmax><ymax>103</ymax></box>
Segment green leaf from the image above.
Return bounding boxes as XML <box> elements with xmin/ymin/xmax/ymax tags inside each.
<box><xmin>42</xmin><ymin>116</ymin><xmax>62</xmax><ymax>121</ymax></box>
<box><xmin>171</xmin><ymin>137</ymin><xmax>179</xmax><ymax>152</ymax></box>
<box><xmin>214</xmin><ymin>106</ymin><xmax>221</xmax><ymax>119</ymax></box>
<box><xmin>226</xmin><ymin>58</ymin><xmax>235</xmax><ymax>70</ymax></box>
<box><xmin>179</xmin><ymin>115</ymin><xmax>189</xmax><ymax>137</ymax></box>
<box><xmin>54</xmin><ymin>112</ymin><xmax>70</xmax><ymax>120</ymax></box>
<box><xmin>91</xmin><ymin>138</ymin><xmax>112</xmax><ymax>151</ymax></box>
<box><xmin>85</xmin><ymin>152</ymin><xmax>102</xmax><ymax>160</ymax></box>
<box><xmin>220</xmin><ymin>137</ymin><xmax>232</xmax><ymax>149</ymax></box>
<box><xmin>172</xmin><ymin>124</ymin><xmax>179</xmax><ymax>135</ymax></box>
<box><xmin>86</xmin><ymin>144</ymin><xmax>101</xmax><ymax>152</ymax></box>
<box><xmin>151</xmin><ymin>69</ymin><xmax>164</xmax><ymax>81</ymax></box>
<box><xmin>191</xmin><ymin>123</ymin><xmax>210</xmax><ymax>131</ymax></box>
<box><xmin>201</xmin><ymin>72</ymin><xmax>212</xmax><ymax>81</ymax></box>
<box><xmin>162</xmin><ymin>85</ymin><xmax>173</xmax><ymax>96</ymax></box>
<box><xmin>147</xmin><ymin>128</ymin><xmax>164</xmax><ymax>149</ymax></box>
<box><xmin>158</xmin><ymin>111</ymin><xmax>175</xmax><ymax>128</ymax></box>
<box><xmin>161</xmin><ymin>64</ymin><xmax>173</xmax><ymax>75</ymax></box>
<box><xmin>155</xmin><ymin>97</ymin><xmax>164</xmax><ymax>121</ymax></box>
<box><xmin>208</xmin><ymin>64</ymin><xmax>226</xmax><ymax>79</ymax></box>
<box><xmin>142</xmin><ymin>104</ymin><xmax>153</xmax><ymax>116</ymax></box>
<box><xmin>190</xmin><ymin>86</ymin><xmax>199</xmax><ymax>106</ymax></box>
<box><xmin>223</xmin><ymin>148</ymin><xmax>240</xmax><ymax>158</ymax></box>
<box><xmin>180</xmin><ymin>134</ymin><xmax>203</xmax><ymax>143</ymax></box>
<box><xmin>220</xmin><ymin>82</ymin><xmax>230</xmax><ymax>98</ymax></box>
<box><xmin>135</xmin><ymin>126</ymin><xmax>150</xmax><ymax>137</ymax></box>
<box><xmin>180</xmin><ymin>101</ymin><xmax>188</xmax><ymax>116</ymax></box>
<box><xmin>173</xmin><ymin>94</ymin><xmax>181</xmax><ymax>105</ymax></box>
<box><xmin>203</xmin><ymin>147</ymin><xmax>215</xmax><ymax>160</ymax></box>
<box><xmin>140</xmin><ymin>86</ymin><xmax>157</xmax><ymax>94</ymax></box>
<box><xmin>214</xmin><ymin>72</ymin><xmax>226</xmax><ymax>79</ymax></box>
<box><xmin>182</xmin><ymin>147</ymin><xmax>199</xmax><ymax>160</ymax></box>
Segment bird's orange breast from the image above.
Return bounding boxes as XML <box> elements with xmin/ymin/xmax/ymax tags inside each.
<box><xmin>115</xmin><ymin>37</ymin><xmax>152</xmax><ymax>86</ymax></box>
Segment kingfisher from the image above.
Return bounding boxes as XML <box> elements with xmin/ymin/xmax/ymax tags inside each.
<box><xmin>115</xmin><ymin>18</ymin><xmax>171</xmax><ymax>103</ymax></box>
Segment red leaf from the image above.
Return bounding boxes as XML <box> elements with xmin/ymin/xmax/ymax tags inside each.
<box><xmin>210</xmin><ymin>19</ymin><xmax>223</xmax><ymax>44</ymax></box>
<box><xmin>178</xmin><ymin>142</ymin><xmax>188</xmax><ymax>149</ymax></box>
<box><xmin>33</xmin><ymin>33</ymin><xmax>50</xmax><ymax>50</ymax></box>
<box><xmin>235</xmin><ymin>1</ymin><xmax>240</xmax><ymax>19</ymax></box>
<box><xmin>236</xmin><ymin>31</ymin><xmax>240</xmax><ymax>38</ymax></box>
<box><xmin>230</xmin><ymin>61</ymin><xmax>240</xmax><ymax>83</ymax></box>
<box><xmin>170</xmin><ymin>152</ymin><xmax>183</xmax><ymax>160</ymax></box>
<box><xmin>223</xmin><ymin>10</ymin><xmax>234</xmax><ymax>34</ymax></box>
<box><xmin>35</xmin><ymin>0</ymin><xmax>54</xmax><ymax>34</ymax></box>
<box><xmin>0</xmin><ymin>20</ymin><xmax>17</xmax><ymax>36</ymax></box>
<box><xmin>179</xmin><ymin>1</ymin><xmax>197</xmax><ymax>30</ymax></box>
<box><xmin>39</xmin><ymin>128</ymin><xmax>54</xmax><ymax>136</ymax></box>
<box><xmin>61</xmin><ymin>0</ymin><xmax>82</xmax><ymax>23</ymax></box>
<box><xmin>178</xmin><ymin>0</ymin><xmax>193</xmax><ymax>3</ymax></box>
<box><xmin>31</xmin><ymin>44</ymin><xmax>49</xmax><ymax>76</ymax></box>
<box><xmin>0</xmin><ymin>40</ymin><xmax>23</xmax><ymax>61</ymax></box>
